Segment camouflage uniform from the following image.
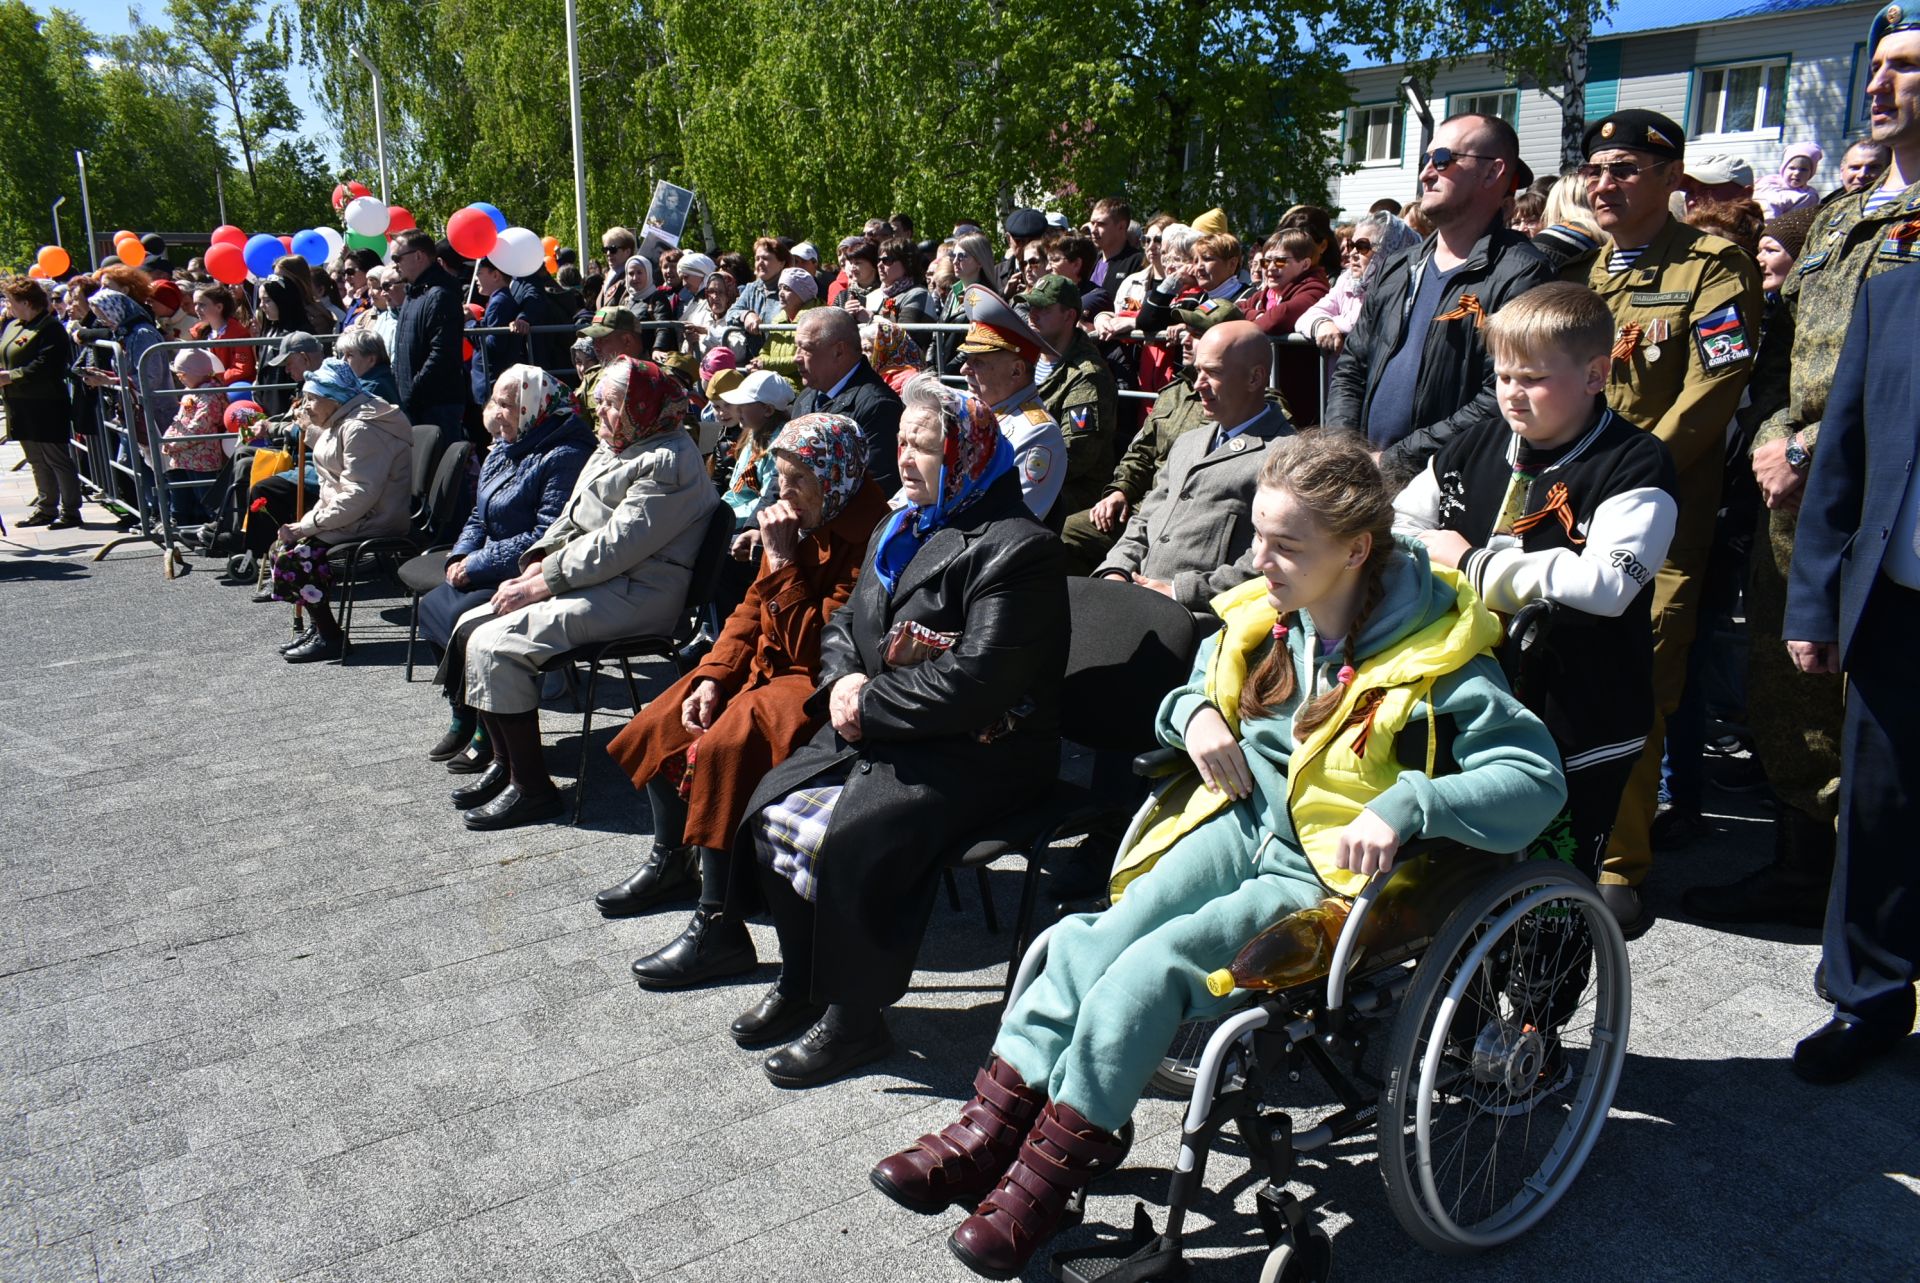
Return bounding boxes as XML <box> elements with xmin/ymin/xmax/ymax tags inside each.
<box><xmin>1748</xmin><ymin>178</ymin><xmax>1920</xmax><ymax>825</ymax></box>
<box><xmin>1037</xmin><ymin>327</ymin><xmax>1121</xmax><ymax>519</ymax></box>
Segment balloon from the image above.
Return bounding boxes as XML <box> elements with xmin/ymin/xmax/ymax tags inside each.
<box><xmin>226</xmin><ymin>382</ymin><xmax>254</xmax><ymax>400</ymax></box>
<box><xmin>37</xmin><ymin>245</ymin><xmax>70</xmax><ymax>276</ymax></box>
<box><xmin>386</xmin><ymin>205</ymin><xmax>416</xmax><ymax>233</ymax></box>
<box><xmin>331</xmin><ymin>183</ymin><xmax>350</xmax><ymax>210</ymax></box>
<box><xmin>465</xmin><ymin>302</ymin><xmax>484</xmax><ymax>322</ymax></box>
<box><xmin>291</xmin><ymin>228</ymin><xmax>331</xmax><ymax>263</ymax></box>
<box><xmin>206</xmin><ymin>242</ymin><xmax>248</xmax><ymax>284</ymax></box>
<box><xmin>278</xmin><ymin>235</ymin><xmax>293</xmax><ymax>253</ymax></box>
<box><xmin>469</xmin><ymin>202</ymin><xmax>508</xmax><ymax>232</ymax></box>
<box><xmin>462</xmin><ymin>337</ymin><xmax>473</xmax><ymax>362</ymax></box>
<box><xmin>489</xmin><ymin>226</ymin><xmax>543</xmax><ymax>278</ymax></box>
<box><xmin>211</xmin><ymin>224</ymin><xmax>246</xmax><ymax>248</ymax></box>
<box><xmin>344</xmin><ymin>195</ymin><xmax>390</xmax><ymax>236</ymax></box>
<box><xmin>446</xmin><ymin>207</ymin><xmax>498</xmax><ymax>260</ymax></box>
<box><xmin>541</xmin><ymin>235</ymin><xmax>559</xmax><ymax>252</ymax></box>
<box><xmin>27</xmin><ymin>264</ymin><xmax>48</xmax><ymax>279</ymax></box>
<box><xmin>243</xmin><ymin>233</ymin><xmax>283</xmax><ymax>278</ymax></box>
<box><xmin>113</xmin><ymin>229</ymin><xmax>134</xmax><ymax>245</ymax></box>
<box><xmin>545</xmin><ymin>253</ymin><xmax>559</xmax><ymax>276</ymax></box>
<box><xmin>347</xmin><ymin>180</ymin><xmax>371</xmax><ymax>199</ymax></box>
<box><xmin>115</xmin><ymin>238</ymin><xmax>147</xmax><ymax>267</ymax></box>
<box><xmin>345</xmin><ymin>230</ymin><xmax>388</xmax><ymax>254</ymax></box>
<box><xmin>313</xmin><ymin>226</ymin><xmax>345</xmax><ymax>264</ymax></box>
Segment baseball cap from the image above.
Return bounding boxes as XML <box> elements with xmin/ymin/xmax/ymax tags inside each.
<box><xmin>791</xmin><ymin>241</ymin><xmax>821</xmax><ymax>264</ymax></box>
<box><xmin>581</xmin><ymin>306</ymin><xmax>640</xmax><ymax>339</ymax></box>
<box><xmin>1043</xmin><ymin>212</ymin><xmax>1071</xmax><ymax>231</ymax></box>
<box><xmin>1169</xmin><ymin>298</ymin><xmax>1244</xmax><ymax>333</ymax></box>
<box><xmin>1686</xmin><ymin>154</ymin><xmax>1754</xmax><ymax>186</ymax></box>
<box><xmin>261</xmin><ymin>331</ymin><xmax>323</xmax><ymax>366</ymax></box>
<box><xmin>705</xmin><ymin>368</ymin><xmax>746</xmax><ymax>402</ymax></box>
<box><xmin>1019</xmin><ymin>273</ymin><xmax>1083</xmax><ymax>313</ymax></box>
<box><xmin>719</xmin><ymin>369</ymin><xmax>796</xmax><ymax>410</ymax></box>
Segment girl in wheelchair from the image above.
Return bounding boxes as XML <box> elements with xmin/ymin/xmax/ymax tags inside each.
<box><xmin>873</xmin><ymin>432</ymin><xmax>1568</xmax><ymax>1279</ymax></box>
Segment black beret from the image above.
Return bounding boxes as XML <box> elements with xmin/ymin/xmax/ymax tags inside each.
<box><xmin>1004</xmin><ymin>208</ymin><xmax>1047</xmax><ymax>239</ymax></box>
<box><xmin>1582</xmin><ymin>109</ymin><xmax>1686</xmax><ymax>161</ymax></box>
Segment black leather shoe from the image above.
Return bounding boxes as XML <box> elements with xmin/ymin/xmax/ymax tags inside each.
<box><xmin>1791</xmin><ymin>1014</ymin><xmax>1911</xmax><ymax>1085</ymax></box>
<box><xmin>596</xmin><ymin>847</ymin><xmax>699</xmax><ymax>916</ymax></box>
<box><xmin>443</xmin><ymin>740</ymin><xmax>494</xmax><ymax>774</ymax></box>
<box><xmin>47</xmin><ymin>514</ymin><xmax>83</xmax><ymax>530</ymax></box>
<box><xmin>1599</xmin><ymin>883</ymin><xmax>1652</xmax><ymax>941</ymax></box>
<box><xmin>279</xmin><ymin>626</ymin><xmax>319</xmax><ymax>655</ymax></box>
<box><xmin>451</xmin><ymin>760</ymin><xmax>510</xmax><ymax>809</ymax></box>
<box><xmin>629</xmin><ymin>910</ymin><xmax>758</xmax><ymax>991</ymax></box>
<box><xmin>463</xmin><ymin>784</ymin><xmax>563</xmax><ymax>831</ymax></box>
<box><xmin>730</xmin><ymin>983</ymin><xmax>824</xmax><ymax>1048</ymax></box>
<box><xmin>1650</xmin><ymin>803</ymin><xmax>1709</xmax><ymax>851</ymax></box>
<box><xmin>428</xmin><ymin>722</ymin><xmax>476</xmax><ymax>762</ymax></box>
<box><xmin>283</xmin><ymin>632</ymin><xmax>343</xmax><ymax>663</ymax></box>
<box><xmin>1681</xmin><ymin>864</ymin><xmax>1827</xmax><ymax>929</ymax></box>
<box><xmin>763</xmin><ymin>1008</ymin><xmax>893</xmax><ymax>1089</ymax></box>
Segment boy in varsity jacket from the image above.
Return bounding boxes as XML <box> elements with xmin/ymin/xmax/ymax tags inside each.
<box><xmin>1393</xmin><ymin>282</ymin><xmax>1678</xmax><ymax>879</ymax></box>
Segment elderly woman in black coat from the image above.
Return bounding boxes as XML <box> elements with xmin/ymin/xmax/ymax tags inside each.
<box><xmin>716</xmin><ymin>372</ymin><xmax>1069</xmax><ymax>1090</ymax></box>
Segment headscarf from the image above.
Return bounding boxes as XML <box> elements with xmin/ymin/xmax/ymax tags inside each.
<box><xmin>593</xmin><ymin>354</ymin><xmax>690</xmax><ymax>453</ymax></box>
<box><xmin>866</xmin><ymin>318</ymin><xmax>924</xmax><ymax>374</ymax></box>
<box><xmin>700</xmin><ymin>345</ymin><xmax>738</xmax><ymax>381</ymax></box>
<box><xmin>87</xmin><ymin>288</ymin><xmax>145</xmax><ymax>333</ymax></box>
<box><xmin>778</xmin><ymin>267</ymin><xmax>819</xmax><ymax>301</ymax></box>
<box><xmin>497</xmin><ymin>363</ymin><xmax>574</xmax><ymax>435</ymax></box>
<box><xmin>1358</xmin><ymin>213</ymin><xmax>1424</xmax><ymax>293</ymax></box>
<box><xmin>871</xmin><ymin>383</ymin><xmax>1013</xmax><ymax>593</ymax></box>
<box><xmin>676</xmin><ymin>252</ymin><xmax>716</xmax><ymax>282</ymax></box>
<box><xmin>770</xmin><ymin>413</ymin><xmax>869</xmax><ymax>531</ymax></box>
<box><xmin>302</xmin><ymin>357</ymin><xmax>365</xmax><ymax>405</ymax></box>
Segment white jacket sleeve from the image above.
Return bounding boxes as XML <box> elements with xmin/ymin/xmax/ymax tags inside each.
<box><xmin>1462</xmin><ymin>486</ymin><xmax>1677</xmax><ymax>618</ymax></box>
<box><xmin>1391</xmin><ymin>461</ymin><xmax>1444</xmax><ymax>533</ymax></box>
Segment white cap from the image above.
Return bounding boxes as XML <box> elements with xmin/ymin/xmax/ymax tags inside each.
<box><xmin>1686</xmin><ymin>154</ymin><xmax>1755</xmax><ymax>186</ymax></box>
<box><xmin>791</xmin><ymin>241</ymin><xmax>821</xmax><ymax>263</ymax></box>
<box><xmin>1043</xmin><ymin>211</ymin><xmax>1071</xmax><ymax>230</ymax></box>
<box><xmin>719</xmin><ymin>369</ymin><xmax>795</xmax><ymax>410</ymax></box>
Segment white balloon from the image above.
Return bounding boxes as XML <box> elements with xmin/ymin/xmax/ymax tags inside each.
<box><xmin>314</xmin><ymin>226</ymin><xmax>345</xmax><ymax>265</ymax></box>
<box><xmin>344</xmin><ymin>195</ymin><xmax>390</xmax><ymax>236</ymax></box>
<box><xmin>489</xmin><ymin>226</ymin><xmax>543</xmax><ymax>278</ymax></box>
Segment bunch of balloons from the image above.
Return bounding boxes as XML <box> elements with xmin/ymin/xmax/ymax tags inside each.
<box><xmin>27</xmin><ymin>245</ymin><xmax>69</xmax><ymax>279</ymax></box>
<box><xmin>444</xmin><ymin>201</ymin><xmax>550</xmax><ymax>278</ymax></box>
<box><xmin>110</xmin><ymin>229</ymin><xmax>147</xmax><ymax>266</ymax></box>
<box><xmin>205</xmin><ymin>225</ymin><xmax>249</xmax><ymax>285</ymax></box>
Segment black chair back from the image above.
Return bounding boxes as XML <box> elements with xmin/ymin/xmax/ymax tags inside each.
<box><xmin>682</xmin><ymin>501</ymin><xmax>741</xmax><ymax>614</ymax></box>
<box><xmin>1059</xmin><ymin>577</ymin><xmax>1203</xmax><ymax>754</ymax></box>
<box><xmin>420</xmin><ymin>441</ymin><xmax>474</xmax><ymax>544</ymax></box>
<box><xmin>408</xmin><ymin>423</ymin><xmax>439</xmax><ymax>500</ymax></box>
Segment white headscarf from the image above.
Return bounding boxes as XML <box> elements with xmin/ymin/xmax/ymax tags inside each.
<box><xmin>495</xmin><ymin>363</ymin><xmax>571</xmax><ymax>435</ymax></box>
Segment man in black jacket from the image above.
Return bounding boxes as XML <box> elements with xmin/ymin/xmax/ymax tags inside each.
<box><xmin>792</xmin><ymin>307</ymin><xmax>903</xmax><ymax>491</ymax></box>
<box><xmin>1324</xmin><ymin>112</ymin><xmax>1552</xmax><ymax>483</ymax></box>
<box><xmin>390</xmin><ymin>228</ymin><xmax>468</xmax><ymax>457</ymax></box>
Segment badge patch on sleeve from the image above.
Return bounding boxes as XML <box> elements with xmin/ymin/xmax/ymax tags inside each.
<box><xmin>1692</xmin><ymin>303</ymin><xmax>1752</xmax><ymax>370</ymax></box>
<box><xmin>1022</xmin><ymin>446</ymin><xmax>1054</xmax><ymax>484</ymax></box>
<box><xmin>1067</xmin><ymin>406</ymin><xmax>1089</xmax><ymax>435</ymax></box>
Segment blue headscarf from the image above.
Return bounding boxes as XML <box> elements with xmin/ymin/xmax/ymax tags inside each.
<box><xmin>301</xmin><ymin>357</ymin><xmax>365</xmax><ymax>405</ymax></box>
<box><xmin>872</xmin><ymin>381</ymin><xmax>1014</xmax><ymax>594</ymax></box>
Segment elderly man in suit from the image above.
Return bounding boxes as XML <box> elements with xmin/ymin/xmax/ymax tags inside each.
<box><xmin>792</xmin><ymin>306</ymin><xmax>904</xmax><ymax>491</ymax></box>
<box><xmin>1783</xmin><ymin>259</ymin><xmax>1920</xmax><ymax>1085</ymax></box>
<box><xmin>1095</xmin><ymin>320</ymin><xmax>1293</xmax><ymax>613</ymax></box>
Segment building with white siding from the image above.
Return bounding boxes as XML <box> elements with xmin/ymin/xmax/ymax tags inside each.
<box><xmin>1326</xmin><ymin>0</ymin><xmax>1881</xmax><ymax>215</ymax></box>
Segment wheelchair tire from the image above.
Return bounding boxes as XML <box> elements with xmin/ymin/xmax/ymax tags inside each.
<box><xmin>1148</xmin><ymin>1016</ymin><xmax>1239</xmax><ymax>1098</ymax></box>
<box><xmin>1376</xmin><ymin>861</ymin><xmax>1629</xmax><ymax>1254</ymax></box>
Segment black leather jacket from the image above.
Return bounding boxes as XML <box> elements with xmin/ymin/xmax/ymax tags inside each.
<box><xmin>1325</xmin><ymin>219</ymin><xmax>1552</xmax><ymax>477</ymax></box>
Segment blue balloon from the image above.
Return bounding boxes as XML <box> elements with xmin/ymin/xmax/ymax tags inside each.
<box><xmin>243</xmin><ymin>233</ymin><xmax>282</xmax><ymax>279</ymax></box>
<box><xmin>227</xmin><ymin>380</ymin><xmax>253</xmax><ymax>397</ymax></box>
<box><xmin>470</xmin><ymin>202</ymin><xmax>508</xmax><ymax>232</ymax></box>
<box><xmin>290</xmin><ymin>228</ymin><xmax>330</xmax><ymax>263</ymax></box>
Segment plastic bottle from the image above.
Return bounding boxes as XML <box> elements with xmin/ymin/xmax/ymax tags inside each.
<box><xmin>1206</xmin><ymin>898</ymin><xmax>1352</xmax><ymax>997</ymax></box>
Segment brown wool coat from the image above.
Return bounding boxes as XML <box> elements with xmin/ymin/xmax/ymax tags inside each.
<box><xmin>605</xmin><ymin>481</ymin><xmax>890</xmax><ymax>848</ymax></box>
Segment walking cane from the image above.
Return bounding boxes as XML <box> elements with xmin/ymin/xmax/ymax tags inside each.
<box><xmin>290</xmin><ymin>417</ymin><xmax>306</xmax><ymax>636</ymax></box>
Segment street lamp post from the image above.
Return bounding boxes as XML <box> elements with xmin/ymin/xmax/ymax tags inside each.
<box><xmin>351</xmin><ymin>49</ymin><xmax>391</xmax><ymax>206</ymax></box>
<box><xmin>563</xmin><ymin>0</ymin><xmax>589</xmax><ymax>261</ymax></box>
<box><xmin>51</xmin><ymin>195</ymin><xmax>66</xmax><ymax>247</ymax></box>
<box><xmin>75</xmin><ymin>152</ymin><xmax>98</xmax><ymax>271</ymax></box>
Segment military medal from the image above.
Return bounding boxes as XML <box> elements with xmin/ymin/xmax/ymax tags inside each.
<box><xmin>1645</xmin><ymin>318</ymin><xmax>1668</xmax><ymax>363</ymax></box>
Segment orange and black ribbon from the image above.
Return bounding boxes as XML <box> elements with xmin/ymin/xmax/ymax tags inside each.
<box><xmin>1342</xmin><ymin>687</ymin><xmax>1389</xmax><ymax>758</ymax></box>
<box><xmin>1888</xmin><ymin>218</ymin><xmax>1920</xmax><ymax>244</ymax></box>
<box><xmin>1511</xmin><ymin>481</ymin><xmax>1585</xmax><ymax>546</ymax></box>
<box><xmin>1433</xmin><ymin>293</ymin><xmax>1487</xmax><ymax>328</ymax></box>
<box><xmin>1610</xmin><ymin>323</ymin><xmax>1642</xmax><ymax>362</ymax></box>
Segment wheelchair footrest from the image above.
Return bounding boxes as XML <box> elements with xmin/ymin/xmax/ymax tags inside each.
<box><xmin>1054</xmin><ymin>1203</ymin><xmax>1188</xmax><ymax>1282</ymax></box>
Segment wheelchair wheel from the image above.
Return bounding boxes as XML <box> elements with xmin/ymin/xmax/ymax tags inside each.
<box><xmin>1377</xmin><ymin>862</ymin><xmax>1629</xmax><ymax>1253</ymax></box>
<box><xmin>1149</xmin><ymin>1015</ymin><xmax>1243</xmax><ymax>1098</ymax></box>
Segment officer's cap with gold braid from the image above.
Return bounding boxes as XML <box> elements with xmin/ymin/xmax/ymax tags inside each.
<box><xmin>1581</xmin><ymin>109</ymin><xmax>1685</xmax><ymax>163</ymax></box>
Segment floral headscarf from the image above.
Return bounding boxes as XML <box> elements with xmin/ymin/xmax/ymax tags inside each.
<box><xmin>301</xmin><ymin>357</ymin><xmax>365</xmax><ymax>405</ymax></box>
<box><xmin>871</xmin><ymin>381</ymin><xmax>1013</xmax><ymax>593</ymax></box>
<box><xmin>593</xmin><ymin>354</ymin><xmax>690</xmax><ymax>453</ymax></box>
<box><xmin>87</xmin><ymin>288</ymin><xmax>145</xmax><ymax>333</ymax></box>
<box><xmin>770</xmin><ymin>413</ymin><xmax>869</xmax><ymax>531</ymax></box>
<box><xmin>866</xmin><ymin>319</ymin><xmax>924</xmax><ymax>374</ymax></box>
<box><xmin>496</xmin><ymin>363</ymin><xmax>574</xmax><ymax>435</ymax></box>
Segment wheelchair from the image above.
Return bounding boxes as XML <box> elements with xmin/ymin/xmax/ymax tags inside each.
<box><xmin>1016</xmin><ymin>602</ymin><xmax>1632</xmax><ymax>1282</ymax></box>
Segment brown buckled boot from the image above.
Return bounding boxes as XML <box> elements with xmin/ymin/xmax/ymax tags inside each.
<box><xmin>948</xmin><ymin>1099</ymin><xmax>1126</xmax><ymax>1280</ymax></box>
<box><xmin>871</xmin><ymin>1057</ymin><xmax>1044</xmax><ymax>1215</ymax></box>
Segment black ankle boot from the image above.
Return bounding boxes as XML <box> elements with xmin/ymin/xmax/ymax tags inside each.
<box><xmin>763</xmin><ymin>1005</ymin><xmax>894</xmax><ymax>1089</ymax></box>
<box><xmin>629</xmin><ymin>909</ymin><xmax>758</xmax><ymax>990</ymax></box>
<box><xmin>463</xmin><ymin>783</ymin><xmax>563</xmax><ymax>831</ymax></box>
<box><xmin>451</xmin><ymin>759</ymin><xmax>510</xmax><ymax>809</ymax></box>
<box><xmin>596</xmin><ymin>846</ymin><xmax>700</xmax><ymax>916</ymax></box>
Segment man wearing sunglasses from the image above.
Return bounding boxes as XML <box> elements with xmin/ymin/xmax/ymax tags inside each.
<box><xmin>1571</xmin><ymin>108</ymin><xmax>1763</xmax><ymax>936</ymax></box>
<box><xmin>1323</xmin><ymin>112</ymin><xmax>1551</xmax><ymax>480</ymax></box>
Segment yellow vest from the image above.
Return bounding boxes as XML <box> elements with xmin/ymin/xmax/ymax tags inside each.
<box><xmin>1110</xmin><ymin>568</ymin><xmax>1501</xmax><ymax>901</ymax></box>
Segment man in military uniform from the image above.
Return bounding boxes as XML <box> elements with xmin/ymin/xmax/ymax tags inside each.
<box><xmin>1687</xmin><ymin>3</ymin><xmax>1920</xmax><ymax>929</ymax></box>
<box><xmin>957</xmin><ymin>285</ymin><xmax>1068</xmax><ymax>521</ymax></box>
<box><xmin>1020</xmin><ymin>274</ymin><xmax>1119</xmax><ymax>519</ymax></box>
<box><xmin>1581</xmin><ymin>109</ymin><xmax>1765</xmax><ymax>935</ymax></box>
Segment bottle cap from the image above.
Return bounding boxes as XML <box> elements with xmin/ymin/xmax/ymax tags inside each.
<box><xmin>1205</xmin><ymin>968</ymin><xmax>1236</xmax><ymax>998</ymax></box>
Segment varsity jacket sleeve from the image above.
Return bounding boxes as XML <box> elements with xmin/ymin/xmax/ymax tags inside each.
<box><xmin>1390</xmin><ymin>462</ymin><xmax>1444</xmax><ymax>533</ymax></box>
<box><xmin>1364</xmin><ymin>654</ymin><xmax>1567</xmax><ymax>852</ymax></box>
<box><xmin>1462</xmin><ymin>487</ymin><xmax>1678</xmax><ymax>618</ymax></box>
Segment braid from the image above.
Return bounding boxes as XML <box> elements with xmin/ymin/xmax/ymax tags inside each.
<box><xmin>1241</xmin><ymin>609</ymin><xmax>1300</xmax><ymax>723</ymax></box>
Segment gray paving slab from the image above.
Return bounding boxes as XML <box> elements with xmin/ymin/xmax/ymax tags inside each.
<box><xmin>4</xmin><ymin>468</ymin><xmax>1917</xmax><ymax>1282</ymax></box>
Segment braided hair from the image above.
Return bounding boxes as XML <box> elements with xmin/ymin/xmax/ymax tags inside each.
<box><xmin>1239</xmin><ymin>433</ymin><xmax>1396</xmax><ymax>737</ymax></box>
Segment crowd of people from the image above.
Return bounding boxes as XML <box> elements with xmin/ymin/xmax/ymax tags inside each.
<box><xmin>4</xmin><ymin>7</ymin><xmax>1919</xmax><ymax>1274</ymax></box>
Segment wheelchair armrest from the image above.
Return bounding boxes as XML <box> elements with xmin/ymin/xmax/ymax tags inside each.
<box><xmin>1132</xmin><ymin>746</ymin><xmax>1184</xmax><ymax>778</ymax></box>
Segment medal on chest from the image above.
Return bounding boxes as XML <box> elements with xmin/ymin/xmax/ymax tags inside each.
<box><xmin>1644</xmin><ymin>318</ymin><xmax>1669</xmax><ymax>363</ymax></box>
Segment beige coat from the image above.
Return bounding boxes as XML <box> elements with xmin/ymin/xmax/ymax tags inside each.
<box><xmin>464</xmin><ymin>428</ymin><xmax>720</xmax><ymax>713</ymax></box>
<box><xmin>284</xmin><ymin>393</ymin><xmax>414</xmax><ymax>543</ymax></box>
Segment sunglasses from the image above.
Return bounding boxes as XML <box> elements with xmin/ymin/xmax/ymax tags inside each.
<box><xmin>878</xmin><ymin>255</ymin><xmax>900</xmax><ymax>264</ymax></box>
<box><xmin>1349</xmin><ymin>238</ymin><xmax>1373</xmax><ymax>253</ymax></box>
<box><xmin>1578</xmin><ymin>159</ymin><xmax>1670</xmax><ymax>183</ymax></box>
<box><xmin>1420</xmin><ymin>146</ymin><xmax>1496</xmax><ymax>171</ymax></box>
<box><xmin>952</xmin><ymin>248</ymin><xmax>973</xmax><ymax>260</ymax></box>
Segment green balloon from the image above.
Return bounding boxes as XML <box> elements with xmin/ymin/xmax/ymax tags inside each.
<box><xmin>345</xmin><ymin>230</ymin><xmax>388</xmax><ymax>252</ymax></box>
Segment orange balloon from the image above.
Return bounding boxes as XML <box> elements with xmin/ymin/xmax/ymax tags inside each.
<box><xmin>541</xmin><ymin>235</ymin><xmax>559</xmax><ymax>251</ymax></box>
<box><xmin>37</xmin><ymin>245</ymin><xmax>70</xmax><ymax>275</ymax></box>
<box><xmin>113</xmin><ymin>229</ymin><xmax>134</xmax><ymax>244</ymax></box>
<box><xmin>116</xmin><ymin>238</ymin><xmax>148</xmax><ymax>267</ymax></box>
<box><xmin>28</xmin><ymin>264</ymin><xmax>49</xmax><ymax>279</ymax></box>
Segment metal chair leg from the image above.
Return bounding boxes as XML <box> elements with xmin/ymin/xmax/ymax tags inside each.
<box><xmin>574</xmin><ymin>662</ymin><xmax>599</xmax><ymax>826</ymax></box>
<box><xmin>404</xmin><ymin>592</ymin><xmax>421</xmax><ymax>681</ymax></box>
<box><xmin>975</xmin><ymin>865</ymin><xmax>1000</xmax><ymax>935</ymax></box>
<box><xmin>620</xmin><ymin>658</ymin><xmax>642</xmax><ymax>712</ymax></box>
<box><xmin>942</xmin><ymin>867</ymin><xmax>963</xmax><ymax>912</ymax></box>
<box><xmin>336</xmin><ymin>549</ymin><xmax>358</xmax><ymax>662</ymax></box>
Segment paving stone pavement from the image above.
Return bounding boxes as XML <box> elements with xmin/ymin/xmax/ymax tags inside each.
<box><xmin>2</xmin><ymin>445</ymin><xmax>1917</xmax><ymax>1283</ymax></box>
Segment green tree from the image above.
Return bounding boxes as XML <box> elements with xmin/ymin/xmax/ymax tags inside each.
<box><xmin>0</xmin><ymin>0</ymin><xmax>84</xmax><ymax>268</ymax></box>
<box><xmin>140</xmin><ymin>0</ymin><xmax>304</xmax><ymax>198</ymax></box>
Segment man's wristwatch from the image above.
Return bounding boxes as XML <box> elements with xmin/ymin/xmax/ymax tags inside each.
<box><xmin>1785</xmin><ymin>431</ymin><xmax>1810</xmax><ymax>471</ymax></box>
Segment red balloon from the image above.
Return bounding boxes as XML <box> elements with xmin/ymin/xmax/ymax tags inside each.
<box><xmin>331</xmin><ymin>183</ymin><xmax>349</xmax><ymax>210</ymax></box>
<box><xmin>465</xmin><ymin>302</ymin><xmax>484</xmax><ymax>322</ymax></box>
<box><xmin>462</xmin><ymin>337</ymin><xmax>474</xmax><ymax>362</ymax></box>
<box><xmin>205</xmin><ymin>243</ymin><xmax>248</xmax><ymax>285</ymax></box>
<box><xmin>348</xmin><ymin>181</ymin><xmax>371</xmax><ymax>199</ymax></box>
<box><xmin>386</xmin><ymin>205</ymin><xmax>416</xmax><ymax>233</ymax></box>
<box><xmin>278</xmin><ymin>235</ymin><xmax>293</xmax><ymax>253</ymax></box>
<box><xmin>210</xmin><ymin>224</ymin><xmax>246</xmax><ymax>248</ymax></box>
<box><xmin>446</xmin><ymin>207</ymin><xmax>498</xmax><ymax>260</ymax></box>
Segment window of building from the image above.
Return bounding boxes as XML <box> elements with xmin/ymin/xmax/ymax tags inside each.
<box><xmin>1692</xmin><ymin>58</ymin><xmax>1789</xmax><ymax>139</ymax></box>
<box><xmin>1848</xmin><ymin>42</ymin><xmax>1872</xmax><ymax>132</ymax></box>
<box><xmin>1346</xmin><ymin>104</ymin><xmax>1404</xmax><ymax>166</ymax></box>
<box><xmin>1450</xmin><ymin>90</ymin><xmax>1519</xmax><ymax>123</ymax></box>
